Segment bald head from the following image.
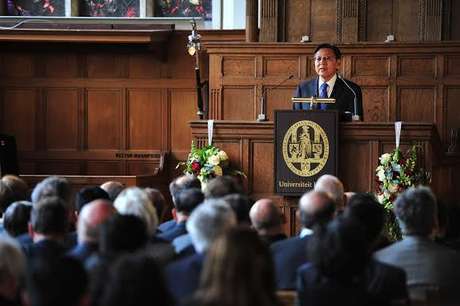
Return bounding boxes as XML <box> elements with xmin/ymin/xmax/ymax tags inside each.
<box><xmin>299</xmin><ymin>191</ymin><xmax>336</xmax><ymax>229</ymax></box>
<box><xmin>314</xmin><ymin>175</ymin><xmax>345</xmax><ymax>210</ymax></box>
<box><xmin>77</xmin><ymin>199</ymin><xmax>116</xmax><ymax>243</ymax></box>
<box><xmin>250</xmin><ymin>199</ymin><xmax>283</xmax><ymax>234</ymax></box>
<box><xmin>100</xmin><ymin>181</ymin><xmax>124</xmax><ymax>202</ymax></box>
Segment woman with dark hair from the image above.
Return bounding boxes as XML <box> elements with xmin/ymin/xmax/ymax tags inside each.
<box><xmin>186</xmin><ymin>227</ymin><xmax>281</xmax><ymax>306</ymax></box>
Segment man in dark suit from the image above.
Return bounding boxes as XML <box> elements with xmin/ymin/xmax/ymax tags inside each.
<box><xmin>271</xmin><ymin>190</ymin><xmax>336</xmax><ymax>289</ymax></box>
<box><xmin>293</xmin><ymin>43</ymin><xmax>364</xmax><ymax>121</ymax></box>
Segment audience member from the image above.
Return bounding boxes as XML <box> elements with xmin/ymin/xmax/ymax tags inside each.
<box><xmin>75</xmin><ymin>186</ymin><xmax>109</xmax><ymax>214</ymax></box>
<box><xmin>250</xmin><ymin>198</ymin><xmax>286</xmax><ymax>244</ymax></box>
<box><xmin>100</xmin><ymin>181</ymin><xmax>124</xmax><ymax>202</ymax></box>
<box><xmin>144</xmin><ymin>187</ymin><xmax>167</xmax><ymax>222</ymax></box>
<box><xmin>159</xmin><ymin>187</ymin><xmax>203</xmax><ymax>242</ymax></box>
<box><xmin>68</xmin><ymin>199</ymin><xmax>116</xmax><ymax>263</ymax></box>
<box><xmin>165</xmin><ymin>199</ymin><xmax>236</xmax><ymax>303</ymax></box>
<box><xmin>0</xmin><ymin>175</ymin><xmax>28</xmax><ymax>215</ymax></box>
<box><xmin>186</xmin><ymin>227</ymin><xmax>280</xmax><ymax>306</ymax></box>
<box><xmin>24</xmin><ymin>256</ymin><xmax>88</xmax><ymax>306</ymax></box>
<box><xmin>222</xmin><ymin>193</ymin><xmax>252</xmax><ymax>226</ymax></box>
<box><xmin>100</xmin><ymin>253</ymin><xmax>173</xmax><ymax>306</ymax></box>
<box><xmin>314</xmin><ymin>174</ymin><xmax>345</xmax><ymax>212</ymax></box>
<box><xmin>374</xmin><ymin>186</ymin><xmax>460</xmax><ymax>303</ymax></box>
<box><xmin>0</xmin><ymin>236</ymin><xmax>25</xmax><ymax>306</ymax></box>
<box><xmin>203</xmin><ymin>175</ymin><xmax>243</xmax><ymax>199</ymax></box>
<box><xmin>3</xmin><ymin>201</ymin><xmax>32</xmax><ymax>237</ymax></box>
<box><xmin>159</xmin><ymin>175</ymin><xmax>201</xmax><ymax>233</ymax></box>
<box><xmin>271</xmin><ymin>191</ymin><xmax>335</xmax><ymax>289</ymax></box>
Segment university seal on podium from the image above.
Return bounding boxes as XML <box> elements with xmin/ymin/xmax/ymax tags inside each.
<box><xmin>282</xmin><ymin>120</ymin><xmax>329</xmax><ymax>177</ymax></box>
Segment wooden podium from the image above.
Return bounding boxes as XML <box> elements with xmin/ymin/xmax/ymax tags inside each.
<box><xmin>190</xmin><ymin>120</ymin><xmax>458</xmax><ymax>235</ymax></box>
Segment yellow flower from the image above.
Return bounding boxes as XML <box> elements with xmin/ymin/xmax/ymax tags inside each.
<box><xmin>208</xmin><ymin>155</ymin><xmax>220</xmax><ymax>166</ymax></box>
<box><xmin>213</xmin><ymin>165</ymin><xmax>223</xmax><ymax>176</ymax></box>
<box><xmin>218</xmin><ymin>150</ymin><xmax>229</xmax><ymax>161</ymax></box>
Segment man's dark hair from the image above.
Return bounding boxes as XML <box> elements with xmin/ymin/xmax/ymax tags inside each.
<box><xmin>394</xmin><ymin>186</ymin><xmax>437</xmax><ymax>236</ymax></box>
<box><xmin>313</xmin><ymin>43</ymin><xmax>342</xmax><ymax>59</ymax></box>
<box><xmin>169</xmin><ymin>175</ymin><xmax>201</xmax><ymax>204</ymax></box>
<box><xmin>26</xmin><ymin>256</ymin><xmax>87</xmax><ymax>306</ymax></box>
<box><xmin>175</xmin><ymin>187</ymin><xmax>204</xmax><ymax>215</ymax></box>
<box><xmin>204</xmin><ymin>176</ymin><xmax>244</xmax><ymax>199</ymax></box>
<box><xmin>344</xmin><ymin>193</ymin><xmax>384</xmax><ymax>246</ymax></box>
<box><xmin>222</xmin><ymin>193</ymin><xmax>252</xmax><ymax>225</ymax></box>
<box><xmin>99</xmin><ymin>214</ymin><xmax>148</xmax><ymax>256</ymax></box>
<box><xmin>3</xmin><ymin>201</ymin><xmax>32</xmax><ymax>237</ymax></box>
<box><xmin>75</xmin><ymin>186</ymin><xmax>110</xmax><ymax>213</ymax></box>
<box><xmin>300</xmin><ymin>193</ymin><xmax>336</xmax><ymax>229</ymax></box>
<box><xmin>31</xmin><ymin>196</ymin><xmax>69</xmax><ymax>235</ymax></box>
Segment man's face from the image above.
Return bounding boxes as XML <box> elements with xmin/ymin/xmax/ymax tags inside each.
<box><xmin>314</xmin><ymin>48</ymin><xmax>340</xmax><ymax>82</ymax></box>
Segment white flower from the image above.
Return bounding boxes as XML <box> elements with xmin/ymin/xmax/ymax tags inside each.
<box><xmin>218</xmin><ymin>150</ymin><xmax>228</xmax><ymax>161</ymax></box>
<box><xmin>208</xmin><ymin>155</ymin><xmax>220</xmax><ymax>166</ymax></box>
<box><xmin>377</xmin><ymin>194</ymin><xmax>385</xmax><ymax>203</ymax></box>
<box><xmin>388</xmin><ymin>183</ymin><xmax>398</xmax><ymax>193</ymax></box>
<box><xmin>377</xmin><ymin>168</ymin><xmax>386</xmax><ymax>181</ymax></box>
<box><xmin>379</xmin><ymin>153</ymin><xmax>392</xmax><ymax>165</ymax></box>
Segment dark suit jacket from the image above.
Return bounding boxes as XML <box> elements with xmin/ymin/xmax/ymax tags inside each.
<box><xmin>68</xmin><ymin>242</ymin><xmax>98</xmax><ymax>263</ymax></box>
<box><xmin>158</xmin><ymin>221</ymin><xmax>187</xmax><ymax>242</ymax></box>
<box><xmin>271</xmin><ymin>235</ymin><xmax>310</xmax><ymax>289</ymax></box>
<box><xmin>158</xmin><ymin>219</ymin><xmax>177</xmax><ymax>233</ymax></box>
<box><xmin>296</xmin><ymin>259</ymin><xmax>407</xmax><ymax>306</ymax></box>
<box><xmin>165</xmin><ymin>252</ymin><xmax>205</xmax><ymax>303</ymax></box>
<box><xmin>293</xmin><ymin>76</ymin><xmax>363</xmax><ymax>121</ymax></box>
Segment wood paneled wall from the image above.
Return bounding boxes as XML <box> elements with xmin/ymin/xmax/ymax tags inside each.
<box><xmin>205</xmin><ymin>42</ymin><xmax>460</xmax><ymax>151</ymax></box>
<box><xmin>261</xmin><ymin>0</ymin><xmax>459</xmax><ymax>42</ymax></box>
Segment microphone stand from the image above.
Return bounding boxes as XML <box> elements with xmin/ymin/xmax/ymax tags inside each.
<box><xmin>187</xmin><ymin>20</ymin><xmax>205</xmax><ymax>119</ymax></box>
<box><xmin>257</xmin><ymin>74</ymin><xmax>294</xmax><ymax>122</ymax></box>
<box><xmin>337</xmin><ymin>74</ymin><xmax>360</xmax><ymax>121</ymax></box>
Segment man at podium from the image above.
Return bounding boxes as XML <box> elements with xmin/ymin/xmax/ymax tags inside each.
<box><xmin>293</xmin><ymin>44</ymin><xmax>364</xmax><ymax>121</ymax></box>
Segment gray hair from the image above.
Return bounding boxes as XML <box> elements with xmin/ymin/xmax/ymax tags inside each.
<box><xmin>186</xmin><ymin>198</ymin><xmax>236</xmax><ymax>253</ymax></box>
<box><xmin>31</xmin><ymin>176</ymin><xmax>72</xmax><ymax>206</ymax></box>
<box><xmin>114</xmin><ymin>187</ymin><xmax>158</xmax><ymax>236</ymax></box>
<box><xmin>395</xmin><ymin>186</ymin><xmax>437</xmax><ymax>236</ymax></box>
<box><xmin>0</xmin><ymin>236</ymin><xmax>25</xmax><ymax>287</ymax></box>
<box><xmin>314</xmin><ymin>175</ymin><xmax>344</xmax><ymax>209</ymax></box>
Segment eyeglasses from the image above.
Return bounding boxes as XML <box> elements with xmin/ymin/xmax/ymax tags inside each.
<box><xmin>313</xmin><ymin>56</ymin><xmax>336</xmax><ymax>63</ymax></box>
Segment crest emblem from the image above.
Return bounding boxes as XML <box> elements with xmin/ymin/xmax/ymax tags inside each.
<box><xmin>282</xmin><ymin>120</ymin><xmax>329</xmax><ymax>177</ymax></box>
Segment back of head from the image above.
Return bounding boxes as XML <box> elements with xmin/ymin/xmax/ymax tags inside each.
<box><xmin>299</xmin><ymin>191</ymin><xmax>336</xmax><ymax>230</ymax></box>
<box><xmin>344</xmin><ymin>193</ymin><xmax>384</xmax><ymax>246</ymax></box>
<box><xmin>169</xmin><ymin>175</ymin><xmax>201</xmax><ymax>204</ymax></box>
<box><xmin>31</xmin><ymin>176</ymin><xmax>72</xmax><ymax>206</ymax></box>
<box><xmin>75</xmin><ymin>186</ymin><xmax>109</xmax><ymax>213</ymax></box>
<box><xmin>314</xmin><ymin>175</ymin><xmax>345</xmax><ymax>211</ymax></box>
<box><xmin>309</xmin><ymin>216</ymin><xmax>368</xmax><ymax>281</ymax></box>
<box><xmin>31</xmin><ymin>196</ymin><xmax>69</xmax><ymax>236</ymax></box>
<box><xmin>77</xmin><ymin>199</ymin><xmax>116</xmax><ymax>244</ymax></box>
<box><xmin>99</xmin><ymin>214</ymin><xmax>148</xmax><ymax>256</ymax></box>
<box><xmin>3</xmin><ymin>200</ymin><xmax>32</xmax><ymax>237</ymax></box>
<box><xmin>100</xmin><ymin>181</ymin><xmax>125</xmax><ymax>202</ymax></box>
<box><xmin>0</xmin><ymin>175</ymin><xmax>28</xmax><ymax>213</ymax></box>
<box><xmin>203</xmin><ymin>176</ymin><xmax>243</xmax><ymax>199</ymax></box>
<box><xmin>100</xmin><ymin>253</ymin><xmax>173</xmax><ymax>306</ymax></box>
<box><xmin>0</xmin><ymin>236</ymin><xmax>25</xmax><ymax>297</ymax></box>
<box><xmin>250</xmin><ymin>199</ymin><xmax>283</xmax><ymax>231</ymax></box>
<box><xmin>394</xmin><ymin>186</ymin><xmax>437</xmax><ymax>236</ymax></box>
<box><xmin>198</xmin><ymin>227</ymin><xmax>278</xmax><ymax>306</ymax></box>
<box><xmin>175</xmin><ymin>187</ymin><xmax>204</xmax><ymax>215</ymax></box>
<box><xmin>222</xmin><ymin>193</ymin><xmax>252</xmax><ymax>225</ymax></box>
<box><xmin>114</xmin><ymin>187</ymin><xmax>158</xmax><ymax>236</ymax></box>
<box><xmin>25</xmin><ymin>256</ymin><xmax>87</xmax><ymax>306</ymax></box>
<box><xmin>144</xmin><ymin>188</ymin><xmax>166</xmax><ymax>221</ymax></box>
<box><xmin>186</xmin><ymin>199</ymin><xmax>237</xmax><ymax>253</ymax></box>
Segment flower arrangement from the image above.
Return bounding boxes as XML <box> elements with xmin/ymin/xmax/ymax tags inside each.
<box><xmin>375</xmin><ymin>145</ymin><xmax>431</xmax><ymax>240</ymax></box>
<box><xmin>178</xmin><ymin>141</ymin><xmax>244</xmax><ymax>184</ymax></box>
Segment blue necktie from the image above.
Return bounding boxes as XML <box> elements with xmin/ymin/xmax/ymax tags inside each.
<box><xmin>319</xmin><ymin>83</ymin><xmax>328</xmax><ymax>110</ymax></box>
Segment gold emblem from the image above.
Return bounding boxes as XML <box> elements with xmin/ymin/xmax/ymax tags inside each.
<box><xmin>282</xmin><ymin>120</ymin><xmax>329</xmax><ymax>177</ymax></box>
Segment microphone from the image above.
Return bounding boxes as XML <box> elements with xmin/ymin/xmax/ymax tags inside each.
<box><xmin>337</xmin><ymin>73</ymin><xmax>360</xmax><ymax>121</ymax></box>
<box><xmin>257</xmin><ymin>74</ymin><xmax>294</xmax><ymax>122</ymax></box>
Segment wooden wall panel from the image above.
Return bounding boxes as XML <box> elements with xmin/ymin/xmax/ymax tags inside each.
<box><xmin>399</xmin><ymin>87</ymin><xmax>436</xmax><ymax>122</ymax></box>
<box><xmin>43</xmin><ymin>53</ymin><xmax>79</xmax><ymax>78</ymax></box>
<box><xmin>86</xmin><ymin>89</ymin><xmax>123</xmax><ymax>150</ymax></box>
<box><xmin>361</xmin><ymin>86</ymin><xmax>388</xmax><ymax>122</ymax></box>
<box><xmin>451</xmin><ymin>0</ymin><xmax>460</xmax><ymax>40</ymax></box>
<box><xmin>45</xmin><ymin>89</ymin><xmax>79</xmax><ymax>150</ymax></box>
<box><xmin>128</xmin><ymin>54</ymin><xmax>162</xmax><ymax>79</ymax></box>
<box><xmin>311</xmin><ymin>0</ymin><xmax>337</xmax><ymax>42</ymax></box>
<box><xmin>251</xmin><ymin>141</ymin><xmax>274</xmax><ymax>194</ymax></box>
<box><xmin>395</xmin><ymin>0</ymin><xmax>420</xmax><ymax>42</ymax></box>
<box><xmin>0</xmin><ymin>53</ymin><xmax>34</xmax><ymax>78</ymax></box>
<box><xmin>127</xmin><ymin>162</ymin><xmax>157</xmax><ymax>175</ymax></box>
<box><xmin>36</xmin><ymin>161</ymin><xmax>81</xmax><ymax>175</ymax></box>
<box><xmin>127</xmin><ymin>89</ymin><xmax>163</xmax><ymax>150</ymax></box>
<box><xmin>445</xmin><ymin>56</ymin><xmax>460</xmax><ymax>76</ymax></box>
<box><xmin>445</xmin><ymin>87</ymin><xmax>460</xmax><ymax>133</ymax></box>
<box><xmin>263</xmin><ymin>57</ymin><xmax>299</xmax><ymax>77</ymax></box>
<box><xmin>365</xmin><ymin>0</ymin><xmax>392</xmax><ymax>42</ymax></box>
<box><xmin>398</xmin><ymin>56</ymin><xmax>436</xmax><ymax>78</ymax></box>
<box><xmin>285</xmin><ymin>0</ymin><xmax>309</xmax><ymax>42</ymax></box>
<box><xmin>222</xmin><ymin>87</ymin><xmax>255</xmax><ymax>120</ymax></box>
<box><xmin>2</xmin><ymin>89</ymin><xmax>37</xmax><ymax>151</ymax></box>
<box><xmin>266</xmin><ymin>87</ymin><xmax>296</xmax><ymax>121</ymax></box>
<box><xmin>87</xmin><ymin>161</ymin><xmax>123</xmax><ymax>175</ymax></box>
<box><xmin>351</xmin><ymin>56</ymin><xmax>390</xmax><ymax>77</ymax></box>
<box><xmin>222</xmin><ymin>57</ymin><xmax>255</xmax><ymax>77</ymax></box>
<box><xmin>86</xmin><ymin>54</ymin><xmax>127</xmax><ymax>78</ymax></box>
<box><xmin>339</xmin><ymin>141</ymin><xmax>371</xmax><ymax>192</ymax></box>
<box><xmin>170</xmin><ymin>89</ymin><xmax>197</xmax><ymax>155</ymax></box>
